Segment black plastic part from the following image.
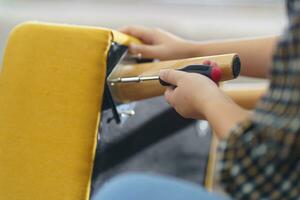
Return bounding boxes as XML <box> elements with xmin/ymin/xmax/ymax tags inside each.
<box><xmin>158</xmin><ymin>78</ymin><xmax>170</xmax><ymax>86</ymax></box>
<box><xmin>103</xmin><ymin>84</ymin><xmax>121</xmax><ymax>124</ymax></box>
<box><xmin>106</xmin><ymin>42</ymin><xmax>128</xmax><ymax>76</ymax></box>
<box><xmin>101</xmin><ymin>43</ymin><xmax>128</xmax><ymax>112</ymax></box>
<box><xmin>136</xmin><ymin>58</ymin><xmax>154</xmax><ymax>63</ymax></box>
<box><xmin>159</xmin><ymin>65</ymin><xmax>211</xmax><ymax>86</ymax></box>
<box><xmin>232</xmin><ymin>55</ymin><xmax>241</xmax><ymax>78</ymax></box>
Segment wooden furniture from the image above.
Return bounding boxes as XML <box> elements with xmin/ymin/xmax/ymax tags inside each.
<box><xmin>108</xmin><ymin>53</ymin><xmax>240</xmax><ymax>102</ymax></box>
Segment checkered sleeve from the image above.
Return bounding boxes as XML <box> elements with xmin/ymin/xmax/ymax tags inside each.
<box><xmin>217</xmin><ymin>9</ymin><xmax>300</xmax><ymax>200</ymax></box>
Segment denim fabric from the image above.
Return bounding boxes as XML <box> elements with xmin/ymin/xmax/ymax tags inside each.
<box><xmin>95</xmin><ymin>173</ymin><xmax>227</xmax><ymax>200</ymax></box>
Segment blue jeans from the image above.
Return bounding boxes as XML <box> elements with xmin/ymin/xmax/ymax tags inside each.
<box><xmin>94</xmin><ymin>173</ymin><xmax>226</xmax><ymax>200</ymax></box>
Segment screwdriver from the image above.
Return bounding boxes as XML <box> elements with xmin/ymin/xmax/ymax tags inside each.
<box><xmin>109</xmin><ymin>64</ymin><xmax>222</xmax><ymax>86</ymax></box>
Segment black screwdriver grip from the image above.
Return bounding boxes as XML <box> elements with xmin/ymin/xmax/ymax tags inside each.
<box><xmin>159</xmin><ymin>65</ymin><xmax>214</xmax><ymax>86</ymax></box>
<box><xmin>159</xmin><ymin>77</ymin><xmax>172</xmax><ymax>86</ymax></box>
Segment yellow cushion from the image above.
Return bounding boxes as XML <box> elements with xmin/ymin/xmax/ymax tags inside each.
<box><xmin>0</xmin><ymin>21</ymin><xmax>140</xmax><ymax>200</ymax></box>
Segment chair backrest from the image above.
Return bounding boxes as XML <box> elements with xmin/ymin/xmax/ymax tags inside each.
<box><xmin>0</xmin><ymin>21</ymin><xmax>139</xmax><ymax>200</ymax></box>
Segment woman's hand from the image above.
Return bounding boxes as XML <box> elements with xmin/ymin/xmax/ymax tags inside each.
<box><xmin>159</xmin><ymin>61</ymin><xmax>250</xmax><ymax>139</ymax></box>
<box><xmin>120</xmin><ymin>25</ymin><xmax>194</xmax><ymax>60</ymax></box>
<box><xmin>159</xmin><ymin>61</ymin><xmax>230</xmax><ymax>119</ymax></box>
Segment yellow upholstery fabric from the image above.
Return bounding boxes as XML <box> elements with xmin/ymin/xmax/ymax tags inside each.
<box><xmin>0</xmin><ymin>22</ymin><xmax>140</xmax><ymax>200</ymax></box>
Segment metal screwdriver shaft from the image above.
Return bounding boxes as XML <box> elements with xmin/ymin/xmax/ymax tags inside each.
<box><xmin>109</xmin><ymin>76</ymin><xmax>159</xmax><ymax>85</ymax></box>
<box><xmin>108</xmin><ymin>64</ymin><xmax>222</xmax><ymax>86</ymax></box>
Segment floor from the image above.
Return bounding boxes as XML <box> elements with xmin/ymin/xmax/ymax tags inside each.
<box><xmin>90</xmin><ymin>96</ymin><xmax>212</xmax><ymax>198</ymax></box>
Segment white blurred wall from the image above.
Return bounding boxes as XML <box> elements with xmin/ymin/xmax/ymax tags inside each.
<box><xmin>0</xmin><ymin>1</ymin><xmax>287</xmax><ymax>67</ymax></box>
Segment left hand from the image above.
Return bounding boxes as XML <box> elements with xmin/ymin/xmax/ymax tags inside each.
<box><xmin>120</xmin><ymin>25</ymin><xmax>194</xmax><ymax>60</ymax></box>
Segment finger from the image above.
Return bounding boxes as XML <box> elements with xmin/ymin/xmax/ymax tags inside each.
<box><xmin>164</xmin><ymin>87</ymin><xmax>175</xmax><ymax>106</ymax></box>
<box><xmin>119</xmin><ymin>25</ymin><xmax>153</xmax><ymax>44</ymax></box>
<box><xmin>129</xmin><ymin>43</ymin><xmax>157</xmax><ymax>58</ymax></box>
<box><xmin>159</xmin><ymin>69</ymin><xmax>186</xmax><ymax>86</ymax></box>
<box><xmin>202</xmin><ymin>60</ymin><xmax>211</xmax><ymax>65</ymax></box>
<box><xmin>203</xmin><ymin>60</ymin><xmax>220</xmax><ymax>68</ymax></box>
<box><xmin>210</xmin><ymin>61</ymin><xmax>220</xmax><ymax>68</ymax></box>
<box><xmin>119</xmin><ymin>26</ymin><xmax>132</xmax><ymax>34</ymax></box>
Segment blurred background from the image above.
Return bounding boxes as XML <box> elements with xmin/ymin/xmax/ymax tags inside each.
<box><xmin>0</xmin><ymin>0</ymin><xmax>289</xmax><ymax>195</ymax></box>
<box><xmin>0</xmin><ymin>0</ymin><xmax>287</xmax><ymax>66</ymax></box>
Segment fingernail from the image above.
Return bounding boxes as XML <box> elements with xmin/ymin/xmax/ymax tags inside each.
<box><xmin>203</xmin><ymin>60</ymin><xmax>211</xmax><ymax>65</ymax></box>
<box><xmin>159</xmin><ymin>69</ymin><xmax>169</xmax><ymax>79</ymax></box>
<box><xmin>128</xmin><ymin>44</ymin><xmax>136</xmax><ymax>54</ymax></box>
<box><xmin>211</xmin><ymin>62</ymin><xmax>219</xmax><ymax>68</ymax></box>
<box><xmin>129</xmin><ymin>43</ymin><xmax>138</xmax><ymax>50</ymax></box>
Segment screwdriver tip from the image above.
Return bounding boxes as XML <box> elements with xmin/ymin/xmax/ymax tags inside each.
<box><xmin>108</xmin><ymin>78</ymin><xmax>121</xmax><ymax>83</ymax></box>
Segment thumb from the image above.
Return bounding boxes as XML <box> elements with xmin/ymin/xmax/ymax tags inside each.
<box><xmin>129</xmin><ymin>43</ymin><xmax>157</xmax><ymax>58</ymax></box>
<box><xmin>159</xmin><ymin>69</ymin><xmax>186</xmax><ymax>86</ymax></box>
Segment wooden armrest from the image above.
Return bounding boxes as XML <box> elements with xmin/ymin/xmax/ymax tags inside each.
<box><xmin>221</xmin><ymin>82</ymin><xmax>268</xmax><ymax>109</ymax></box>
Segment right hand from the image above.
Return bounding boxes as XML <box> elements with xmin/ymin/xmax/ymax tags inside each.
<box><xmin>120</xmin><ymin>25</ymin><xmax>195</xmax><ymax>60</ymax></box>
<box><xmin>159</xmin><ymin>60</ymin><xmax>229</xmax><ymax>120</ymax></box>
<box><xmin>159</xmin><ymin>60</ymin><xmax>250</xmax><ymax>139</ymax></box>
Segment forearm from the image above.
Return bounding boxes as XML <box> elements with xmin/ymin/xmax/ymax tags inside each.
<box><xmin>202</xmin><ymin>97</ymin><xmax>251</xmax><ymax>140</ymax></box>
<box><xmin>184</xmin><ymin>36</ymin><xmax>279</xmax><ymax>78</ymax></box>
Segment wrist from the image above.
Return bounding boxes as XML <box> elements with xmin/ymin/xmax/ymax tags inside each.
<box><xmin>201</xmin><ymin>95</ymin><xmax>250</xmax><ymax>139</ymax></box>
<box><xmin>182</xmin><ymin>40</ymin><xmax>213</xmax><ymax>58</ymax></box>
<box><xmin>201</xmin><ymin>97</ymin><xmax>232</xmax><ymax>120</ymax></box>
<box><xmin>178</xmin><ymin>40</ymin><xmax>201</xmax><ymax>58</ymax></box>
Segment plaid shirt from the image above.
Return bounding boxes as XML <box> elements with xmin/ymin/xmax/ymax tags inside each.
<box><xmin>218</xmin><ymin>1</ymin><xmax>300</xmax><ymax>199</ymax></box>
